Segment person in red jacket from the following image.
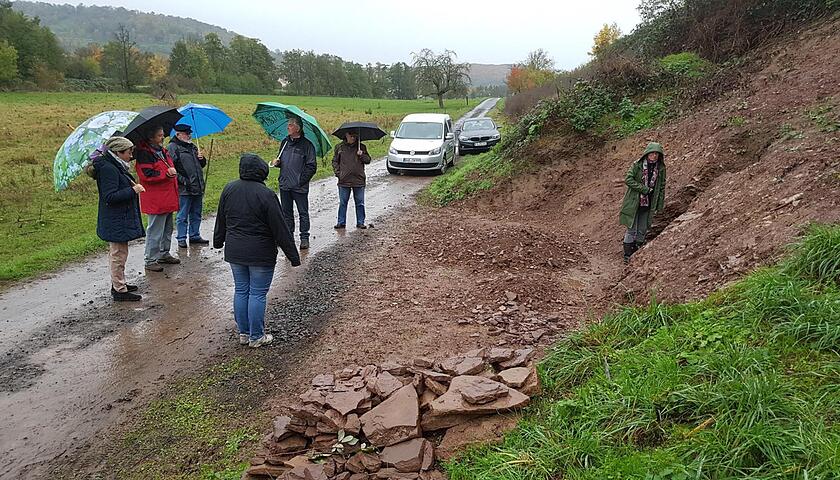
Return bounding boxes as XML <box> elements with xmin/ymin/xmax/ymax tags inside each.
<box><xmin>135</xmin><ymin>126</ymin><xmax>181</xmax><ymax>271</ymax></box>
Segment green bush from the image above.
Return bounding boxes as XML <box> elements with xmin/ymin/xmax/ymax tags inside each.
<box><xmin>659</xmin><ymin>52</ymin><xmax>712</xmax><ymax>79</ymax></box>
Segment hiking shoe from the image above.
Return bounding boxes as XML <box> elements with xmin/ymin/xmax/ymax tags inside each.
<box><xmin>299</xmin><ymin>238</ymin><xmax>310</xmax><ymax>250</ymax></box>
<box><xmin>157</xmin><ymin>254</ymin><xmax>181</xmax><ymax>264</ymax></box>
<box><xmin>126</xmin><ymin>284</ymin><xmax>138</xmax><ymax>292</ymax></box>
<box><xmin>249</xmin><ymin>334</ymin><xmax>274</xmax><ymax>348</ymax></box>
<box><xmin>111</xmin><ymin>288</ymin><xmax>141</xmax><ymax>302</ymax></box>
<box><xmin>145</xmin><ymin>262</ymin><xmax>164</xmax><ymax>272</ymax></box>
<box><xmin>239</xmin><ymin>334</ymin><xmax>249</xmax><ymax>345</ymax></box>
<box><xmin>178</xmin><ymin>240</ymin><xmax>188</xmax><ymax>248</ymax></box>
<box><xmin>189</xmin><ymin>237</ymin><xmax>210</xmax><ymax>244</ymax></box>
<box><xmin>356</xmin><ymin>224</ymin><xmax>368</xmax><ymax>229</ymax></box>
<box><xmin>334</xmin><ymin>224</ymin><xmax>346</xmax><ymax>229</ymax></box>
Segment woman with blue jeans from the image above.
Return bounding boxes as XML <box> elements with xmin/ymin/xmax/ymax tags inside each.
<box><xmin>213</xmin><ymin>154</ymin><xmax>300</xmax><ymax>347</ymax></box>
<box><xmin>332</xmin><ymin>131</ymin><xmax>371</xmax><ymax>229</ymax></box>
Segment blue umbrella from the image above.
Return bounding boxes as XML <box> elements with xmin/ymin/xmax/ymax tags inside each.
<box><xmin>171</xmin><ymin>103</ymin><xmax>232</xmax><ymax>139</ymax></box>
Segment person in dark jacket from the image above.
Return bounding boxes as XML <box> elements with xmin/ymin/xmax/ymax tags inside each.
<box><xmin>270</xmin><ymin>115</ymin><xmax>317</xmax><ymax>250</ymax></box>
<box><xmin>332</xmin><ymin>131</ymin><xmax>371</xmax><ymax>229</ymax></box>
<box><xmin>170</xmin><ymin>124</ymin><xmax>209</xmax><ymax>247</ymax></box>
<box><xmin>214</xmin><ymin>153</ymin><xmax>301</xmax><ymax>348</ymax></box>
<box><xmin>135</xmin><ymin>126</ymin><xmax>181</xmax><ymax>271</ymax></box>
<box><xmin>92</xmin><ymin>136</ymin><xmax>146</xmax><ymax>301</ymax></box>
<box><xmin>619</xmin><ymin>142</ymin><xmax>667</xmax><ymax>264</ymax></box>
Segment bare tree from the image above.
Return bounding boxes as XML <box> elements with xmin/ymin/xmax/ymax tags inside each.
<box><xmin>412</xmin><ymin>49</ymin><xmax>470</xmax><ymax>108</ymax></box>
<box><xmin>115</xmin><ymin>24</ymin><xmax>135</xmax><ymax>90</ymax></box>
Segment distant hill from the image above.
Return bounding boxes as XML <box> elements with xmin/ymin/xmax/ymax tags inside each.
<box><xmin>10</xmin><ymin>0</ymin><xmax>237</xmax><ymax>54</ymax></box>
<box><xmin>468</xmin><ymin>63</ymin><xmax>512</xmax><ymax>87</ymax></box>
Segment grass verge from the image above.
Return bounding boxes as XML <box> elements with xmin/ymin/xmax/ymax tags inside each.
<box><xmin>446</xmin><ymin>224</ymin><xmax>840</xmax><ymax>479</ymax></box>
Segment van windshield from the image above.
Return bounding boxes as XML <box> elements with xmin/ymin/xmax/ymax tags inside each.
<box><xmin>395</xmin><ymin>122</ymin><xmax>443</xmax><ymax>140</ymax></box>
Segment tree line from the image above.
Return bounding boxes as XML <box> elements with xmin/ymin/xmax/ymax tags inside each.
<box><xmin>0</xmin><ymin>1</ymin><xmax>477</xmax><ymax>100</ymax></box>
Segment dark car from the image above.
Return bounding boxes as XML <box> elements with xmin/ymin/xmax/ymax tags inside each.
<box><xmin>456</xmin><ymin>117</ymin><xmax>501</xmax><ymax>154</ymax></box>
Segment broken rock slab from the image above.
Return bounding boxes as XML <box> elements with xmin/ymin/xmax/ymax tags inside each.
<box><xmin>360</xmin><ymin>384</ymin><xmax>420</xmax><ymax>447</ymax></box>
<box><xmin>422</xmin><ymin>376</ymin><xmax>529</xmax><ymax>431</ymax></box>
<box><xmin>379</xmin><ymin>437</ymin><xmax>435</xmax><ymax>472</ymax></box>
<box><xmin>498</xmin><ymin>348</ymin><xmax>535</xmax><ymax>369</ymax></box>
<box><xmin>325</xmin><ymin>389</ymin><xmax>371</xmax><ymax>416</ymax></box>
<box><xmin>459</xmin><ymin>377</ymin><xmax>509</xmax><ymax>405</ymax></box>
<box><xmin>498</xmin><ymin>367</ymin><xmax>532</xmax><ymax>389</ymax></box>
<box><xmin>438</xmin><ymin>356</ymin><xmax>486</xmax><ymax>376</ymax></box>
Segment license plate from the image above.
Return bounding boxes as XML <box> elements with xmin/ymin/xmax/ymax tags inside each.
<box><xmin>475</xmin><ymin>142</ymin><xmax>487</xmax><ymax>147</ymax></box>
<box><xmin>406</xmin><ymin>157</ymin><xmax>421</xmax><ymax>162</ymax></box>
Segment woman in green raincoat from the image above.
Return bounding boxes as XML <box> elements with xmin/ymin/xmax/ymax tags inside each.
<box><xmin>619</xmin><ymin>142</ymin><xmax>666</xmax><ymax>264</ymax></box>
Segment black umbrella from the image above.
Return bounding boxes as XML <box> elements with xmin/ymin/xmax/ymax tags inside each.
<box><xmin>332</xmin><ymin>121</ymin><xmax>386</xmax><ymax>142</ymax></box>
<box><xmin>123</xmin><ymin>106</ymin><xmax>183</xmax><ymax>144</ymax></box>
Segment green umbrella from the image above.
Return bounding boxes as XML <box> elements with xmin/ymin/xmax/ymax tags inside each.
<box><xmin>252</xmin><ymin>102</ymin><xmax>332</xmax><ymax>157</ymax></box>
<box><xmin>53</xmin><ymin>110</ymin><xmax>138</xmax><ymax>191</ymax></box>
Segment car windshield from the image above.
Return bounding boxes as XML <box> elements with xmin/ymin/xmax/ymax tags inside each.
<box><xmin>396</xmin><ymin>122</ymin><xmax>443</xmax><ymax>139</ymax></box>
<box><xmin>462</xmin><ymin>119</ymin><xmax>495</xmax><ymax>131</ymax></box>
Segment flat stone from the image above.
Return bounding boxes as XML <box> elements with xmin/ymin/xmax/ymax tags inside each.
<box><xmin>346</xmin><ymin>452</ymin><xmax>381</xmax><ymax>473</ymax></box>
<box><xmin>459</xmin><ymin>377</ymin><xmax>509</xmax><ymax>405</ymax></box>
<box><xmin>299</xmin><ymin>389</ymin><xmax>327</xmax><ymax>406</ymax></box>
<box><xmin>422</xmin><ymin>376</ymin><xmax>529</xmax><ymax>430</ymax></box>
<box><xmin>272</xmin><ymin>416</ymin><xmax>295</xmax><ymax>441</ymax></box>
<box><xmin>419</xmin><ymin>389</ymin><xmax>437</xmax><ymax>411</ymax></box>
<box><xmin>337</xmin><ymin>366</ymin><xmax>362</xmax><ymax>380</ymax></box>
<box><xmin>381</xmin><ymin>360</ymin><xmax>409</xmax><ymax>376</ymax></box>
<box><xmin>423</xmin><ymin>378</ymin><xmax>447</xmax><ymax>396</ymax></box>
<box><xmin>485</xmin><ymin>347</ymin><xmax>514</xmax><ymax>363</ymax></box>
<box><xmin>518</xmin><ymin>367</ymin><xmax>542</xmax><ymax>396</ymax></box>
<box><xmin>420</xmin><ymin>412</ymin><xmax>483</xmax><ymax>432</ymax></box>
<box><xmin>282</xmin><ymin>463</ymin><xmax>328</xmax><ymax>480</ymax></box>
<box><xmin>498</xmin><ymin>348</ymin><xmax>535</xmax><ymax>369</ymax></box>
<box><xmin>360</xmin><ymin>385</ymin><xmax>420</xmax><ymax>447</ymax></box>
<box><xmin>437</xmin><ymin>414</ymin><xmax>520</xmax><ymax>460</ymax></box>
<box><xmin>345</xmin><ymin>413</ymin><xmax>361</xmax><ymax>434</ymax></box>
<box><xmin>372</xmin><ymin>371</ymin><xmax>404</xmax><ymax>398</ymax></box>
<box><xmin>374</xmin><ymin>468</ymin><xmax>419</xmax><ymax>479</ymax></box>
<box><xmin>312</xmin><ymin>373</ymin><xmax>336</xmax><ymax>388</ymax></box>
<box><xmin>246</xmin><ymin>463</ymin><xmax>289</xmax><ymax>477</ymax></box>
<box><xmin>265</xmin><ymin>434</ymin><xmax>308</xmax><ymax>455</ymax></box>
<box><xmin>288</xmin><ymin>403</ymin><xmax>323</xmax><ymax>424</ymax></box>
<box><xmin>498</xmin><ymin>367</ymin><xmax>531</xmax><ymax>388</ymax></box>
<box><xmin>413</xmin><ymin>357</ymin><xmax>434</xmax><ymax>368</ymax></box>
<box><xmin>325</xmin><ymin>389</ymin><xmax>370</xmax><ymax>416</ymax></box>
<box><xmin>439</xmin><ymin>356</ymin><xmax>486</xmax><ymax>376</ymax></box>
<box><xmin>379</xmin><ymin>438</ymin><xmax>435</xmax><ymax>472</ymax></box>
<box><xmin>409</xmin><ymin>367</ymin><xmax>451</xmax><ymax>383</ymax></box>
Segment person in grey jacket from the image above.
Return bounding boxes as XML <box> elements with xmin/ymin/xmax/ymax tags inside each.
<box><xmin>270</xmin><ymin>115</ymin><xmax>317</xmax><ymax>250</ymax></box>
<box><xmin>170</xmin><ymin>124</ymin><xmax>209</xmax><ymax>247</ymax></box>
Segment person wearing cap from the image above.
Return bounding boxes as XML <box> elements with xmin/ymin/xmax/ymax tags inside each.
<box><xmin>270</xmin><ymin>115</ymin><xmax>317</xmax><ymax>250</ymax></box>
<box><xmin>619</xmin><ymin>142</ymin><xmax>667</xmax><ymax>264</ymax></box>
<box><xmin>90</xmin><ymin>136</ymin><xmax>146</xmax><ymax>301</ymax></box>
<box><xmin>169</xmin><ymin>124</ymin><xmax>209</xmax><ymax>248</ymax></box>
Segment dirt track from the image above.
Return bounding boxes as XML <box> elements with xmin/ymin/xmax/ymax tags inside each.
<box><xmin>0</xmin><ymin>98</ymin><xmax>499</xmax><ymax>479</ymax></box>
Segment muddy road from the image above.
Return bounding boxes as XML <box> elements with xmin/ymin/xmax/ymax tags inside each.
<box><xmin>0</xmin><ymin>98</ymin><xmax>499</xmax><ymax>479</ymax></box>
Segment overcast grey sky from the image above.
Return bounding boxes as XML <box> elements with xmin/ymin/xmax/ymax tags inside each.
<box><xmin>48</xmin><ymin>0</ymin><xmax>641</xmax><ymax>68</ymax></box>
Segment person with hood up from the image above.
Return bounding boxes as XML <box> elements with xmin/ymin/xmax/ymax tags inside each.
<box><xmin>91</xmin><ymin>136</ymin><xmax>146</xmax><ymax>301</ymax></box>
<box><xmin>331</xmin><ymin>131</ymin><xmax>371</xmax><ymax>229</ymax></box>
<box><xmin>169</xmin><ymin>124</ymin><xmax>209</xmax><ymax>247</ymax></box>
<box><xmin>619</xmin><ymin>142</ymin><xmax>667</xmax><ymax>264</ymax></box>
<box><xmin>270</xmin><ymin>115</ymin><xmax>317</xmax><ymax>250</ymax></box>
<box><xmin>214</xmin><ymin>153</ymin><xmax>301</xmax><ymax>348</ymax></box>
<box><xmin>135</xmin><ymin>125</ymin><xmax>181</xmax><ymax>271</ymax></box>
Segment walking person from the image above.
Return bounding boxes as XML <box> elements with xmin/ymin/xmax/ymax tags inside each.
<box><xmin>332</xmin><ymin>131</ymin><xmax>371</xmax><ymax>229</ymax></box>
<box><xmin>619</xmin><ymin>142</ymin><xmax>667</xmax><ymax>264</ymax></box>
<box><xmin>214</xmin><ymin>153</ymin><xmax>301</xmax><ymax>348</ymax></box>
<box><xmin>270</xmin><ymin>115</ymin><xmax>317</xmax><ymax>250</ymax></box>
<box><xmin>135</xmin><ymin>126</ymin><xmax>181</xmax><ymax>271</ymax></box>
<box><xmin>169</xmin><ymin>124</ymin><xmax>210</xmax><ymax>247</ymax></box>
<box><xmin>90</xmin><ymin>136</ymin><xmax>146</xmax><ymax>301</ymax></box>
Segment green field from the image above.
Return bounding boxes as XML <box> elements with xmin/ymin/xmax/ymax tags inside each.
<box><xmin>0</xmin><ymin>92</ymin><xmax>476</xmax><ymax>284</ymax></box>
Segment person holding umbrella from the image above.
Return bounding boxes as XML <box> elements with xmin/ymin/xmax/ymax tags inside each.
<box><xmin>135</xmin><ymin>125</ymin><xmax>181</xmax><ymax>271</ymax></box>
<box><xmin>332</xmin><ymin>131</ymin><xmax>371</xmax><ymax>229</ymax></box>
<box><xmin>90</xmin><ymin>136</ymin><xmax>146</xmax><ymax>301</ymax></box>
<box><xmin>169</xmin><ymin>124</ymin><xmax>209</xmax><ymax>247</ymax></box>
<box><xmin>270</xmin><ymin>115</ymin><xmax>317</xmax><ymax>250</ymax></box>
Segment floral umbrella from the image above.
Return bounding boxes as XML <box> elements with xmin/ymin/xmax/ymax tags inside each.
<box><xmin>53</xmin><ymin>110</ymin><xmax>138</xmax><ymax>191</ymax></box>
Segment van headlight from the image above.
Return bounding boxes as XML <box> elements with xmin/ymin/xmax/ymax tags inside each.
<box><xmin>429</xmin><ymin>146</ymin><xmax>442</xmax><ymax>155</ymax></box>
<box><xmin>388</xmin><ymin>147</ymin><xmax>397</xmax><ymax>155</ymax></box>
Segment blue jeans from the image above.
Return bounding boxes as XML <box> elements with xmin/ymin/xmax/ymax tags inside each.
<box><xmin>230</xmin><ymin>263</ymin><xmax>275</xmax><ymax>341</ymax></box>
<box><xmin>337</xmin><ymin>186</ymin><xmax>365</xmax><ymax>226</ymax></box>
<box><xmin>176</xmin><ymin>194</ymin><xmax>203</xmax><ymax>241</ymax></box>
<box><xmin>279</xmin><ymin>189</ymin><xmax>310</xmax><ymax>240</ymax></box>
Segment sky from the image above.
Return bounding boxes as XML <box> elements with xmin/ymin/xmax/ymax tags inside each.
<box><xmin>44</xmin><ymin>0</ymin><xmax>642</xmax><ymax>68</ymax></box>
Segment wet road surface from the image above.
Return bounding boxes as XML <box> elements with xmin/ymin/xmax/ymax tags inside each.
<box><xmin>0</xmin><ymin>98</ymin><xmax>498</xmax><ymax>479</ymax></box>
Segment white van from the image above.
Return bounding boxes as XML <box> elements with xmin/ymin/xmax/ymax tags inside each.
<box><xmin>386</xmin><ymin>113</ymin><xmax>456</xmax><ymax>175</ymax></box>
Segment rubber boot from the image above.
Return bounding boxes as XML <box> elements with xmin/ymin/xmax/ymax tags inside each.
<box><xmin>623</xmin><ymin>243</ymin><xmax>637</xmax><ymax>264</ymax></box>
